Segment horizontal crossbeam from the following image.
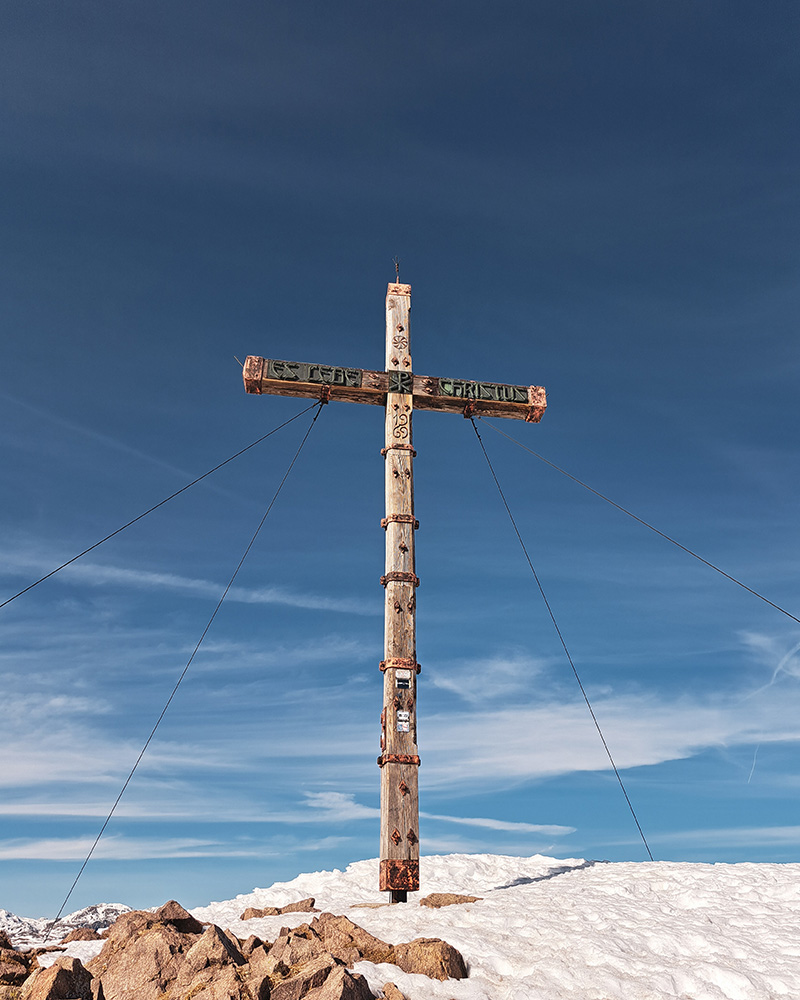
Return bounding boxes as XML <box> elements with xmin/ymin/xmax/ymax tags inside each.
<box><xmin>243</xmin><ymin>356</ymin><xmax>546</xmax><ymax>422</ymax></box>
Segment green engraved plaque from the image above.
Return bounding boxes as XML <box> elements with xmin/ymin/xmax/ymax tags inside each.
<box><xmin>437</xmin><ymin>377</ymin><xmax>528</xmax><ymax>403</ymax></box>
<box><xmin>388</xmin><ymin>371</ymin><xmax>414</xmax><ymax>393</ymax></box>
<box><xmin>267</xmin><ymin>359</ymin><xmax>362</xmax><ymax>387</ymax></box>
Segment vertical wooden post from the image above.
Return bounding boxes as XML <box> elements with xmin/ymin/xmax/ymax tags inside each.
<box><xmin>378</xmin><ymin>282</ymin><xmax>420</xmax><ymax>902</ymax></box>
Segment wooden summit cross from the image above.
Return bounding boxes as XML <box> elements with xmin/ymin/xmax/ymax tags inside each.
<box><xmin>242</xmin><ymin>281</ymin><xmax>546</xmax><ymax>902</ymax></box>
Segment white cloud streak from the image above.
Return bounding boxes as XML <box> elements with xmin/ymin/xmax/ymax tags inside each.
<box><xmin>428</xmin><ymin>651</ymin><xmax>552</xmax><ymax>704</ymax></box>
<box><xmin>0</xmin><ymin>834</ymin><xmax>352</xmax><ymax>861</ymax></box>
<box><xmin>420</xmin><ymin>813</ymin><xmax>575</xmax><ymax>836</ymax></box>
<box><xmin>2</xmin><ymin>552</ymin><xmax>379</xmax><ymax>616</ymax></box>
<box><xmin>652</xmin><ymin>826</ymin><xmax>800</xmax><ymax>848</ymax></box>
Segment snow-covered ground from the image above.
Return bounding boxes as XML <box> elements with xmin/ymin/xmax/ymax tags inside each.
<box><xmin>5</xmin><ymin>854</ymin><xmax>799</xmax><ymax>1000</ymax></box>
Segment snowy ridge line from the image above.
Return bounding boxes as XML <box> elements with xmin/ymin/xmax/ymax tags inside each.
<box><xmin>0</xmin><ymin>902</ymin><xmax>131</xmax><ymax>951</ymax></box>
<box><xmin>6</xmin><ymin>853</ymin><xmax>800</xmax><ymax>1000</ymax></box>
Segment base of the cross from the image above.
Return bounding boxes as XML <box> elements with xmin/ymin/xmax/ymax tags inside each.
<box><xmin>390</xmin><ymin>890</ymin><xmax>407</xmax><ymax>904</ymax></box>
<box><xmin>379</xmin><ymin>859</ymin><xmax>419</xmax><ymax>893</ymax></box>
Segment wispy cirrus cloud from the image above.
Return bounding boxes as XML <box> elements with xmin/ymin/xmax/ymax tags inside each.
<box><xmin>1</xmin><ymin>551</ymin><xmax>379</xmax><ymax>616</ymax></box>
<box><xmin>428</xmin><ymin>651</ymin><xmax>552</xmax><ymax>704</ymax></box>
<box><xmin>420</xmin><ymin>812</ymin><xmax>575</xmax><ymax>836</ymax></box>
<box><xmin>0</xmin><ymin>834</ymin><xmax>351</xmax><ymax>862</ymax></box>
<box><xmin>643</xmin><ymin>825</ymin><xmax>800</xmax><ymax>849</ymax></box>
<box><xmin>739</xmin><ymin>629</ymin><xmax>800</xmax><ymax>688</ymax></box>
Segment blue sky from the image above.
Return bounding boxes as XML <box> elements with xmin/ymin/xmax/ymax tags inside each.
<box><xmin>1</xmin><ymin>1</ymin><xmax>799</xmax><ymax>916</ymax></box>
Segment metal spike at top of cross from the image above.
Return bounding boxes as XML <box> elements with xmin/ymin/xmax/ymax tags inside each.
<box><xmin>242</xmin><ymin>281</ymin><xmax>546</xmax><ymax>901</ymax></box>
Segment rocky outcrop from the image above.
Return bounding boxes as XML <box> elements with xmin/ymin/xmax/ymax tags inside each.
<box><xmin>240</xmin><ymin>898</ymin><xmax>318</xmax><ymax>920</ymax></box>
<box><xmin>60</xmin><ymin>929</ymin><xmax>101</xmax><ymax>944</ymax></box>
<box><xmin>310</xmin><ymin>914</ymin><xmax>394</xmax><ymax>966</ymax></box>
<box><xmin>419</xmin><ymin>892</ymin><xmax>481</xmax><ymax>908</ymax></box>
<box><xmin>393</xmin><ymin>937</ymin><xmax>468</xmax><ymax>980</ymax></box>
<box><xmin>301</xmin><ymin>965</ymin><xmax>374</xmax><ymax>999</ymax></box>
<box><xmin>6</xmin><ymin>898</ymin><xmax>467</xmax><ymax>1000</ymax></box>
<box><xmin>269</xmin><ymin>953</ymin><xmax>340</xmax><ymax>1000</ymax></box>
<box><xmin>309</xmin><ymin>913</ymin><xmax>466</xmax><ymax>982</ymax></box>
<box><xmin>21</xmin><ymin>956</ymin><xmax>92</xmax><ymax>1000</ymax></box>
<box><xmin>380</xmin><ymin>985</ymin><xmax>407</xmax><ymax>1000</ymax></box>
<box><xmin>170</xmin><ymin>925</ymin><xmax>251</xmax><ymax>1000</ymax></box>
<box><xmin>1</xmin><ymin>936</ymin><xmax>37</xmax><ymax>993</ymax></box>
<box><xmin>85</xmin><ymin>902</ymin><xmax>206</xmax><ymax>1000</ymax></box>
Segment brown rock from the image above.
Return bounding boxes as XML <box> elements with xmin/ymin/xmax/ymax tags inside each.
<box><xmin>177</xmin><ymin>924</ymin><xmax>245</xmax><ymax>981</ymax></box>
<box><xmin>270</xmin><ymin>954</ymin><xmax>339</xmax><ymax>1000</ymax></box>
<box><xmin>309</xmin><ymin>914</ymin><xmax>394</xmax><ymax>966</ymax></box>
<box><xmin>60</xmin><ymin>929</ymin><xmax>102</xmax><ymax>944</ymax></box>
<box><xmin>168</xmin><ymin>925</ymin><xmax>254</xmax><ymax>1000</ymax></box>
<box><xmin>303</xmin><ymin>966</ymin><xmax>374</xmax><ymax>1000</ymax></box>
<box><xmin>240</xmin><ymin>935</ymin><xmax>266</xmax><ymax>957</ymax></box>
<box><xmin>241</xmin><ymin>898</ymin><xmax>318</xmax><ymax>921</ymax></box>
<box><xmin>392</xmin><ymin>938</ymin><xmax>467</xmax><ymax>981</ymax></box>
<box><xmin>21</xmin><ymin>955</ymin><xmax>92</xmax><ymax>1000</ymax></box>
<box><xmin>86</xmin><ymin>909</ymin><xmax>200</xmax><ymax>1000</ymax></box>
<box><xmin>243</xmin><ymin>944</ymin><xmax>273</xmax><ymax>1000</ymax></box>
<box><xmin>263</xmin><ymin>924</ymin><xmax>329</xmax><ymax>979</ymax></box>
<box><xmin>278</xmin><ymin>899</ymin><xmax>317</xmax><ymax>915</ymax></box>
<box><xmin>171</xmin><ymin>964</ymin><xmax>250</xmax><ymax>1000</ymax></box>
<box><xmin>419</xmin><ymin>893</ymin><xmax>481</xmax><ymax>908</ymax></box>
<box><xmin>381</xmin><ymin>984</ymin><xmax>407</xmax><ymax>1000</ymax></box>
<box><xmin>0</xmin><ymin>936</ymin><xmax>12</xmax><ymax>951</ymax></box>
<box><xmin>0</xmin><ymin>947</ymin><xmax>31</xmax><ymax>986</ymax></box>
<box><xmin>241</xmin><ymin>907</ymin><xmax>280</xmax><ymax>920</ymax></box>
<box><xmin>153</xmin><ymin>900</ymin><xmax>205</xmax><ymax>935</ymax></box>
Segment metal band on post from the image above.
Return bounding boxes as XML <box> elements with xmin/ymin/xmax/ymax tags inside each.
<box><xmin>380</xmin><ymin>658</ymin><xmax>421</xmax><ymax>674</ymax></box>
<box><xmin>380</xmin><ymin>572</ymin><xmax>420</xmax><ymax>587</ymax></box>
<box><xmin>377</xmin><ymin>754</ymin><xmax>421</xmax><ymax>767</ymax></box>
<box><xmin>381</xmin><ymin>515</ymin><xmax>419</xmax><ymax>529</ymax></box>
<box><xmin>381</xmin><ymin>444</ymin><xmax>417</xmax><ymax>456</ymax></box>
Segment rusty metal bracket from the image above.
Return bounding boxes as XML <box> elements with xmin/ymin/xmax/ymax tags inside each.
<box><xmin>462</xmin><ymin>400</ymin><xmax>475</xmax><ymax>418</ymax></box>
<box><xmin>381</xmin><ymin>444</ymin><xmax>417</xmax><ymax>456</ymax></box>
<box><xmin>377</xmin><ymin>753</ymin><xmax>421</xmax><ymax>767</ymax></box>
<box><xmin>379</xmin><ymin>859</ymin><xmax>419</xmax><ymax>893</ymax></box>
<box><xmin>406</xmin><ymin>829</ymin><xmax>418</xmax><ymax>845</ymax></box>
<box><xmin>381</xmin><ymin>514</ymin><xmax>419</xmax><ymax>529</ymax></box>
<box><xmin>318</xmin><ymin>385</ymin><xmax>332</xmax><ymax>404</ymax></box>
<box><xmin>381</xmin><ymin>572</ymin><xmax>420</xmax><ymax>587</ymax></box>
<box><xmin>380</xmin><ymin>658</ymin><xmax>421</xmax><ymax>674</ymax></box>
<box><xmin>390</xmin><ymin>828</ymin><xmax>402</xmax><ymax>846</ymax></box>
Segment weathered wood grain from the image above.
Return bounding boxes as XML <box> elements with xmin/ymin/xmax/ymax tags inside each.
<box><xmin>243</xmin><ymin>356</ymin><xmax>546</xmax><ymax>422</ymax></box>
<box><xmin>379</xmin><ymin>283</ymin><xmax>420</xmax><ymax>895</ymax></box>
